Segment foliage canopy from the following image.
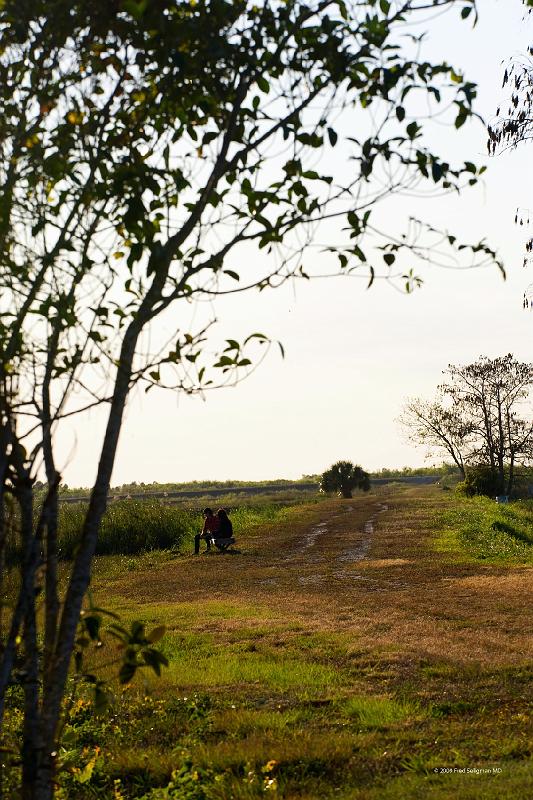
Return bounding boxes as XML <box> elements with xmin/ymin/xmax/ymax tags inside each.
<box><xmin>320</xmin><ymin>460</ymin><xmax>370</xmax><ymax>497</ymax></box>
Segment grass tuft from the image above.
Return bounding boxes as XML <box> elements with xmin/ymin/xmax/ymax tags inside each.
<box><xmin>343</xmin><ymin>695</ymin><xmax>421</xmax><ymax>728</ymax></box>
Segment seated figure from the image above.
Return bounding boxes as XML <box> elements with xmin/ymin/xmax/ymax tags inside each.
<box><xmin>211</xmin><ymin>508</ymin><xmax>235</xmax><ymax>551</ymax></box>
<box><xmin>194</xmin><ymin>507</ymin><xmax>219</xmax><ymax>554</ymax></box>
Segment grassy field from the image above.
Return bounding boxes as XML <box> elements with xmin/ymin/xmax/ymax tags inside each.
<box><xmin>3</xmin><ymin>486</ymin><xmax>532</xmax><ymax>798</ymax></box>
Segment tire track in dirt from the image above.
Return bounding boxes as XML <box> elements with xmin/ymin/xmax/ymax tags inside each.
<box><xmin>266</xmin><ymin>500</ymin><xmax>399</xmax><ymax>589</ymax></box>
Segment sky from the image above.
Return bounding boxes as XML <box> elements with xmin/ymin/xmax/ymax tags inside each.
<box><xmin>55</xmin><ymin>0</ymin><xmax>533</xmax><ymax>488</ymax></box>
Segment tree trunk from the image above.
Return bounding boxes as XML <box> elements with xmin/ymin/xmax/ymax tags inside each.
<box><xmin>0</xmin><ymin>421</ymin><xmax>11</xmax><ymax>642</ymax></box>
<box><xmin>35</xmin><ymin>320</ymin><xmax>148</xmax><ymax>799</ymax></box>
<box><xmin>17</xmin><ymin>483</ymin><xmax>41</xmax><ymax>800</ymax></box>
<box><xmin>506</xmin><ymin>456</ymin><xmax>515</xmax><ymax>497</ymax></box>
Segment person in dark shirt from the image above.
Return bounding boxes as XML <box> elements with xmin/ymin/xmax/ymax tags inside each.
<box><xmin>217</xmin><ymin>508</ymin><xmax>233</xmax><ymax>539</ymax></box>
<box><xmin>194</xmin><ymin>507</ymin><xmax>219</xmax><ymax>554</ymax></box>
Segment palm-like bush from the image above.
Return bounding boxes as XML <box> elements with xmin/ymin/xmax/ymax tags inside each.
<box><xmin>320</xmin><ymin>461</ymin><xmax>370</xmax><ymax>499</ymax></box>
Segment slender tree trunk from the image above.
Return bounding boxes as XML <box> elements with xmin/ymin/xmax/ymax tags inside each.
<box><xmin>506</xmin><ymin>456</ymin><xmax>515</xmax><ymax>497</ymax></box>
<box><xmin>15</xmin><ymin>481</ymin><xmax>42</xmax><ymax>800</ymax></box>
<box><xmin>41</xmin><ymin>399</ymin><xmax>60</xmax><ymax>693</ymax></box>
<box><xmin>480</xmin><ymin>392</ymin><xmax>497</xmax><ymax>474</ymax></box>
<box><xmin>0</xmin><ymin>471</ymin><xmax>7</xmax><ymax>645</ymax></box>
<box><xmin>35</xmin><ymin>321</ymin><xmax>147</xmax><ymax>800</ymax></box>
<box><xmin>0</xmin><ymin>419</ymin><xmax>11</xmax><ymax>643</ymax></box>
<box><xmin>495</xmin><ymin>388</ymin><xmax>506</xmax><ymax>494</ymax></box>
<box><xmin>451</xmin><ymin>452</ymin><xmax>466</xmax><ymax>481</ymax></box>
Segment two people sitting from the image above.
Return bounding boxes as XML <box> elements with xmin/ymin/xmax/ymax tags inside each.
<box><xmin>194</xmin><ymin>507</ymin><xmax>233</xmax><ymax>554</ymax></box>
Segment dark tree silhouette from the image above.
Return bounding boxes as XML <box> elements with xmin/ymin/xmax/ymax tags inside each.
<box><xmin>320</xmin><ymin>461</ymin><xmax>370</xmax><ymax>498</ymax></box>
<box><xmin>487</xmin><ymin>0</ymin><xmax>533</xmax><ymax>285</ymax></box>
<box><xmin>401</xmin><ymin>355</ymin><xmax>533</xmax><ymax>496</ymax></box>
<box><xmin>487</xmin><ymin>53</ymin><xmax>533</xmax><ymax>156</ymax></box>
<box><xmin>399</xmin><ymin>399</ymin><xmax>473</xmax><ymax>479</ymax></box>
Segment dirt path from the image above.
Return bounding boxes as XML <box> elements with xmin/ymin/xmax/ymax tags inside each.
<box><xmin>109</xmin><ymin>487</ymin><xmax>532</xmax><ymax>667</ymax></box>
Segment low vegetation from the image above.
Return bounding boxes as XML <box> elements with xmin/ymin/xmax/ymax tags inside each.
<box><xmin>5</xmin><ymin>500</ymin><xmax>312</xmax><ymax>563</ymax></box>
<box><xmin>435</xmin><ymin>494</ymin><xmax>533</xmax><ymax>565</ymax></box>
<box><xmin>3</xmin><ymin>486</ymin><xmax>531</xmax><ymax>798</ymax></box>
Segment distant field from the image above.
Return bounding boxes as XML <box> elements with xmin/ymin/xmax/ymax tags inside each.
<box><xmin>57</xmin><ymin>476</ymin><xmax>441</xmax><ymax>506</ymax></box>
<box><xmin>3</xmin><ymin>486</ymin><xmax>532</xmax><ymax>798</ymax></box>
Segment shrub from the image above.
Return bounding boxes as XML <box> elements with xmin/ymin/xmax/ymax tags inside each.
<box><xmin>57</xmin><ymin>501</ymin><xmax>198</xmax><ymax>558</ymax></box>
<box><xmin>320</xmin><ymin>461</ymin><xmax>370</xmax><ymax>498</ymax></box>
<box><xmin>456</xmin><ymin>465</ymin><xmax>501</xmax><ymax>498</ymax></box>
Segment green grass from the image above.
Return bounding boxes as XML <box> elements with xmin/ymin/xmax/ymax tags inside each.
<box><xmin>343</xmin><ymin>695</ymin><xmax>422</xmax><ymax>729</ymax></box>
<box><xmin>112</xmin><ymin>599</ymin><xmax>279</xmax><ymax>624</ymax></box>
<box><xmin>3</xmin><ymin>490</ymin><xmax>532</xmax><ymax>799</ymax></box>
<box><xmin>435</xmin><ymin>495</ymin><xmax>533</xmax><ymax>564</ymax></box>
<box><xmin>48</xmin><ymin>500</ymin><xmax>305</xmax><ymax>560</ymax></box>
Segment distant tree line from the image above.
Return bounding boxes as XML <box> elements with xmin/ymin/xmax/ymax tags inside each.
<box><xmin>53</xmin><ymin>469</ymin><xmax>451</xmax><ymax>497</ymax></box>
<box><xmin>54</xmin><ymin>476</ymin><xmax>321</xmax><ymax>497</ymax></box>
<box><xmin>370</xmin><ymin>464</ymin><xmax>458</xmax><ymax>478</ymax></box>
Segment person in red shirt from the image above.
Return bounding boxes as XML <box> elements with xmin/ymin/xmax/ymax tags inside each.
<box><xmin>194</xmin><ymin>507</ymin><xmax>219</xmax><ymax>554</ymax></box>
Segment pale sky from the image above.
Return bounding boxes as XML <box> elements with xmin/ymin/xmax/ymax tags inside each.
<box><xmin>56</xmin><ymin>1</ymin><xmax>533</xmax><ymax>488</ymax></box>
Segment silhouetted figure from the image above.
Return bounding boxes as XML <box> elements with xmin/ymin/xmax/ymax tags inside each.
<box><xmin>194</xmin><ymin>507</ymin><xmax>219</xmax><ymax>554</ymax></box>
<box><xmin>217</xmin><ymin>508</ymin><xmax>233</xmax><ymax>539</ymax></box>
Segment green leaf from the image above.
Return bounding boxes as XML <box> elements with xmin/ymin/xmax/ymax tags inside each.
<box><xmin>142</xmin><ymin>648</ymin><xmax>169</xmax><ymax>675</ymax></box>
<box><xmin>244</xmin><ymin>332</ymin><xmax>268</xmax><ymax>344</ymax></box>
<box><xmin>119</xmin><ymin>662</ymin><xmax>137</xmax><ymax>684</ymax></box>
<box><xmin>130</xmin><ymin>621</ymin><xmax>145</xmax><ymax>642</ymax></box>
<box><xmin>83</xmin><ymin>615</ymin><xmax>101</xmax><ymax>641</ymax></box>
<box><xmin>455</xmin><ymin>109</ymin><xmax>467</xmax><ymax>129</ymax></box>
<box><xmin>379</xmin><ymin>0</ymin><xmax>390</xmax><ymax>14</ymax></box>
<box><xmin>223</xmin><ymin>270</ymin><xmax>240</xmax><ymax>281</ymax></box>
<box><xmin>147</xmin><ymin>625</ymin><xmax>166</xmax><ymax>644</ymax></box>
<box><xmin>327</xmin><ymin>127</ymin><xmax>338</xmax><ymax>147</ymax></box>
<box><xmin>383</xmin><ymin>253</ymin><xmax>395</xmax><ymax>266</ymax></box>
<box><xmin>214</xmin><ymin>355</ymin><xmax>234</xmax><ymax>367</ymax></box>
<box><xmin>431</xmin><ymin>161</ymin><xmax>443</xmax><ymax>182</ymax></box>
<box><xmin>257</xmin><ymin>76</ymin><xmax>270</xmax><ymax>94</ymax></box>
<box><xmin>395</xmin><ymin>106</ymin><xmax>405</xmax><ymax>122</ymax></box>
<box><xmin>406</xmin><ymin>121</ymin><xmax>419</xmax><ymax>139</ymax></box>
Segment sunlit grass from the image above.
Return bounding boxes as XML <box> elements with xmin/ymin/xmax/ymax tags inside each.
<box><xmin>5</xmin><ymin>488</ymin><xmax>532</xmax><ymax>799</ymax></box>
<box><xmin>102</xmin><ymin>599</ymin><xmax>279</xmax><ymax>624</ymax></box>
<box><xmin>159</xmin><ymin>631</ymin><xmax>341</xmax><ymax>692</ymax></box>
<box><xmin>434</xmin><ymin>495</ymin><xmax>533</xmax><ymax>564</ymax></box>
<box><xmin>343</xmin><ymin>695</ymin><xmax>423</xmax><ymax>729</ymax></box>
